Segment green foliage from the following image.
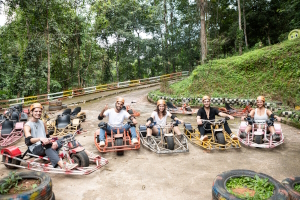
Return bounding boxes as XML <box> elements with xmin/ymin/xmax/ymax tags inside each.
<box><xmin>226</xmin><ymin>175</ymin><xmax>275</xmax><ymax>199</ymax></box>
<box><xmin>294</xmin><ymin>183</ymin><xmax>300</xmax><ymax>192</ymax></box>
<box><xmin>0</xmin><ymin>172</ymin><xmax>22</xmax><ymax>194</ymax></box>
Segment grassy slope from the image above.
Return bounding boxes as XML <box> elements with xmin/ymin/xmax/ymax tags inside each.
<box><xmin>169</xmin><ymin>39</ymin><xmax>300</xmax><ymax>106</ymax></box>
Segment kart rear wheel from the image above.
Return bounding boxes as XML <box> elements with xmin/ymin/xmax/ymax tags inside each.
<box><xmin>216</xmin><ymin>132</ymin><xmax>225</xmax><ymax>145</ymax></box>
<box><xmin>115</xmin><ymin>138</ymin><xmax>124</xmax><ymax>156</ymax></box>
<box><xmin>2</xmin><ymin>153</ymin><xmax>21</xmax><ymax>169</ymax></box>
<box><xmin>254</xmin><ymin>135</ymin><xmax>263</xmax><ymax>144</ymax></box>
<box><xmin>164</xmin><ymin>136</ymin><xmax>175</xmax><ymax>150</ymax></box>
<box><xmin>71</xmin><ymin>151</ymin><xmax>89</xmax><ymax>167</ymax></box>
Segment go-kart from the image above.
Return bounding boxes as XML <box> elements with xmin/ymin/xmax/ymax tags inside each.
<box><xmin>4</xmin><ymin>105</ymin><xmax>28</xmax><ymax>123</ymax></box>
<box><xmin>122</xmin><ymin>101</ymin><xmax>140</xmax><ymax>117</ymax></box>
<box><xmin>61</xmin><ymin>107</ymin><xmax>86</xmax><ymax>122</ymax></box>
<box><xmin>94</xmin><ymin>120</ymin><xmax>140</xmax><ymax>155</ymax></box>
<box><xmin>139</xmin><ymin>120</ymin><xmax>189</xmax><ymax>154</ymax></box>
<box><xmin>218</xmin><ymin>103</ymin><xmax>252</xmax><ymax>117</ymax></box>
<box><xmin>1</xmin><ymin>130</ymin><xmax>108</xmax><ymax>175</ymax></box>
<box><xmin>238</xmin><ymin>114</ymin><xmax>284</xmax><ymax>148</ymax></box>
<box><xmin>0</xmin><ymin>119</ymin><xmax>24</xmax><ymax>147</ymax></box>
<box><xmin>184</xmin><ymin>117</ymin><xmax>240</xmax><ymax>150</ymax></box>
<box><xmin>166</xmin><ymin>102</ymin><xmax>197</xmax><ymax>115</ymax></box>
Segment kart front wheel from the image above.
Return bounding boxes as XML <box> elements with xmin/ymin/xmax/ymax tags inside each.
<box><xmin>2</xmin><ymin>153</ymin><xmax>21</xmax><ymax>169</ymax></box>
<box><xmin>71</xmin><ymin>151</ymin><xmax>89</xmax><ymax>167</ymax></box>
<box><xmin>164</xmin><ymin>136</ymin><xmax>175</xmax><ymax>150</ymax></box>
<box><xmin>115</xmin><ymin>138</ymin><xmax>124</xmax><ymax>156</ymax></box>
<box><xmin>216</xmin><ymin>132</ymin><xmax>225</xmax><ymax>145</ymax></box>
<box><xmin>254</xmin><ymin>135</ymin><xmax>263</xmax><ymax>144</ymax></box>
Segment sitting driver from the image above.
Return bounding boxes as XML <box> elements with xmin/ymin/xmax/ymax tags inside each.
<box><xmin>241</xmin><ymin>96</ymin><xmax>281</xmax><ymax>141</ymax></box>
<box><xmin>197</xmin><ymin>95</ymin><xmax>237</xmax><ymax>141</ymax></box>
<box><xmin>98</xmin><ymin>97</ymin><xmax>138</xmax><ymax>147</ymax></box>
<box><xmin>145</xmin><ymin>100</ymin><xmax>184</xmax><ymax>143</ymax></box>
<box><xmin>24</xmin><ymin>103</ymin><xmax>78</xmax><ymax>170</ymax></box>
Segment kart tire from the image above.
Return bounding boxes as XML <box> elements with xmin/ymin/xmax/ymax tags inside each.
<box><xmin>62</xmin><ymin>104</ymin><xmax>68</xmax><ymax>109</ymax></box>
<box><xmin>216</xmin><ymin>132</ymin><xmax>225</xmax><ymax>145</ymax></box>
<box><xmin>282</xmin><ymin>177</ymin><xmax>300</xmax><ymax>199</ymax></box>
<box><xmin>254</xmin><ymin>135</ymin><xmax>263</xmax><ymax>144</ymax></box>
<box><xmin>81</xmin><ymin>115</ymin><xmax>86</xmax><ymax>122</ymax></box>
<box><xmin>48</xmin><ymin>105</ymin><xmax>62</xmax><ymax>111</ymax></box>
<box><xmin>115</xmin><ymin>138</ymin><xmax>124</xmax><ymax>156</ymax></box>
<box><xmin>0</xmin><ymin>171</ymin><xmax>53</xmax><ymax>200</ymax></box>
<box><xmin>50</xmin><ymin>192</ymin><xmax>55</xmax><ymax>200</ymax></box>
<box><xmin>48</xmin><ymin>130</ymin><xmax>54</xmax><ymax>135</ymax></box>
<box><xmin>164</xmin><ymin>136</ymin><xmax>175</xmax><ymax>150</ymax></box>
<box><xmin>71</xmin><ymin>151</ymin><xmax>90</xmax><ymax>167</ymax></box>
<box><xmin>212</xmin><ymin>169</ymin><xmax>289</xmax><ymax>200</ymax></box>
<box><xmin>2</xmin><ymin>153</ymin><xmax>21</xmax><ymax>169</ymax></box>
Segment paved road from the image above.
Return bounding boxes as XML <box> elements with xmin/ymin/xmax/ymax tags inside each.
<box><xmin>1</xmin><ymin>85</ymin><xmax>299</xmax><ymax>199</ymax></box>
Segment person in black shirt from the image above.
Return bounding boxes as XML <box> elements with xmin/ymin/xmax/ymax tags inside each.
<box><xmin>197</xmin><ymin>96</ymin><xmax>237</xmax><ymax>141</ymax></box>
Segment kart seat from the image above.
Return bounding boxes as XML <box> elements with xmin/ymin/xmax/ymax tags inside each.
<box><xmin>11</xmin><ymin>111</ymin><xmax>19</xmax><ymax>122</ymax></box>
<box><xmin>71</xmin><ymin>107</ymin><xmax>81</xmax><ymax>116</ymax></box>
<box><xmin>56</xmin><ymin>115</ymin><xmax>71</xmax><ymax>129</ymax></box>
<box><xmin>62</xmin><ymin>108</ymin><xmax>71</xmax><ymax>115</ymax></box>
<box><xmin>186</xmin><ymin>107</ymin><xmax>192</xmax><ymax>112</ymax></box>
<box><xmin>0</xmin><ymin>114</ymin><xmax>6</xmax><ymax>123</ymax></box>
<box><xmin>16</xmin><ymin>104</ymin><xmax>22</xmax><ymax>112</ymax></box>
<box><xmin>20</xmin><ymin>113</ymin><xmax>28</xmax><ymax>122</ymax></box>
<box><xmin>1</xmin><ymin>120</ymin><xmax>14</xmax><ymax>137</ymax></box>
<box><xmin>167</xmin><ymin>102</ymin><xmax>177</xmax><ymax>109</ymax></box>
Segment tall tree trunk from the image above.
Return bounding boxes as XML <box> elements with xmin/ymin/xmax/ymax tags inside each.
<box><xmin>237</xmin><ymin>0</ymin><xmax>242</xmax><ymax>55</ymax></box>
<box><xmin>164</xmin><ymin>0</ymin><xmax>169</xmax><ymax>74</ymax></box>
<box><xmin>243</xmin><ymin>0</ymin><xmax>248</xmax><ymax>47</ymax></box>
<box><xmin>26</xmin><ymin>18</ymin><xmax>31</xmax><ymax>41</ymax></box>
<box><xmin>46</xmin><ymin>3</ymin><xmax>50</xmax><ymax>93</ymax></box>
<box><xmin>137</xmin><ymin>32</ymin><xmax>141</xmax><ymax>78</ymax></box>
<box><xmin>116</xmin><ymin>35</ymin><xmax>119</xmax><ymax>82</ymax></box>
<box><xmin>267</xmin><ymin>29</ymin><xmax>271</xmax><ymax>45</ymax></box>
<box><xmin>199</xmin><ymin>0</ymin><xmax>207</xmax><ymax>64</ymax></box>
<box><xmin>76</xmin><ymin>36</ymin><xmax>81</xmax><ymax>87</ymax></box>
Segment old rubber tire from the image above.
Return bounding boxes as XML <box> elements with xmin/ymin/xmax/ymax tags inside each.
<box><xmin>282</xmin><ymin>177</ymin><xmax>300</xmax><ymax>199</ymax></box>
<box><xmin>164</xmin><ymin>136</ymin><xmax>174</xmax><ymax>150</ymax></box>
<box><xmin>62</xmin><ymin>104</ymin><xmax>67</xmax><ymax>109</ymax></box>
<box><xmin>0</xmin><ymin>171</ymin><xmax>53</xmax><ymax>200</ymax></box>
<box><xmin>212</xmin><ymin>169</ymin><xmax>289</xmax><ymax>200</ymax></box>
<box><xmin>48</xmin><ymin>129</ymin><xmax>54</xmax><ymax>135</ymax></box>
<box><xmin>50</xmin><ymin>192</ymin><xmax>55</xmax><ymax>200</ymax></box>
<box><xmin>254</xmin><ymin>135</ymin><xmax>263</xmax><ymax>144</ymax></box>
<box><xmin>2</xmin><ymin>153</ymin><xmax>21</xmax><ymax>169</ymax></box>
<box><xmin>216</xmin><ymin>132</ymin><xmax>225</xmax><ymax>145</ymax></box>
<box><xmin>48</xmin><ymin>105</ymin><xmax>62</xmax><ymax>111</ymax></box>
<box><xmin>71</xmin><ymin>151</ymin><xmax>90</xmax><ymax>167</ymax></box>
<box><xmin>115</xmin><ymin>138</ymin><xmax>124</xmax><ymax>156</ymax></box>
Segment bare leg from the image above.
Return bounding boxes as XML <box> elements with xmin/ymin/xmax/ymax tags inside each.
<box><xmin>173</xmin><ymin>126</ymin><xmax>182</xmax><ymax>135</ymax></box>
<box><xmin>147</xmin><ymin>127</ymin><xmax>159</xmax><ymax>137</ymax></box>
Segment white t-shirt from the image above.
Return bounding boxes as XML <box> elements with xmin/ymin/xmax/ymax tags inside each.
<box><xmin>104</xmin><ymin>108</ymin><xmax>130</xmax><ymax>127</ymax></box>
<box><xmin>152</xmin><ymin>111</ymin><xmax>170</xmax><ymax>127</ymax></box>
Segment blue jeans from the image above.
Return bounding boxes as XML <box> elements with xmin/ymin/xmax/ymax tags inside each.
<box><xmin>99</xmin><ymin>124</ymin><xmax>137</xmax><ymax>142</ymax></box>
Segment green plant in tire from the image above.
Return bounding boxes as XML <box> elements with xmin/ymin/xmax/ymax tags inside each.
<box><xmin>226</xmin><ymin>175</ymin><xmax>275</xmax><ymax>199</ymax></box>
<box><xmin>294</xmin><ymin>183</ymin><xmax>300</xmax><ymax>192</ymax></box>
<box><xmin>0</xmin><ymin>172</ymin><xmax>22</xmax><ymax>194</ymax></box>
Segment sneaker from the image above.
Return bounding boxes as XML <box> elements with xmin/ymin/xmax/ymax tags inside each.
<box><xmin>240</xmin><ymin>132</ymin><xmax>247</xmax><ymax>139</ymax></box>
<box><xmin>200</xmin><ymin>135</ymin><xmax>208</xmax><ymax>141</ymax></box>
<box><xmin>132</xmin><ymin>138</ymin><xmax>138</xmax><ymax>144</ymax></box>
<box><xmin>63</xmin><ymin>163</ymin><xmax>78</xmax><ymax>171</ymax></box>
<box><xmin>230</xmin><ymin>133</ymin><xmax>238</xmax><ymax>140</ymax></box>
<box><xmin>99</xmin><ymin>141</ymin><xmax>105</xmax><ymax>147</ymax></box>
<box><xmin>272</xmin><ymin>133</ymin><xmax>281</xmax><ymax>141</ymax></box>
<box><xmin>179</xmin><ymin>135</ymin><xmax>186</xmax><ymax>144</ymax></box>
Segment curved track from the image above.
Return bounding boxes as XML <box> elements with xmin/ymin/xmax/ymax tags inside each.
<box><xmin>1</xmin><ymin>86</ymin><xmax>300</xmax><ymax>200</ymax></box>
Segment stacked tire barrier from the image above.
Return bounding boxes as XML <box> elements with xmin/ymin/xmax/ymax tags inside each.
<box><xmin>48</xmin><ymin>100</ymin><xmax>67</xmax><ymax>111</ymax></box>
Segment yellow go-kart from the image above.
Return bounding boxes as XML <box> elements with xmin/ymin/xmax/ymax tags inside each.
<box><xmin>184</xmin><ymin>117</ymin><xmax>240</xmax><ymax>150</ymax></box>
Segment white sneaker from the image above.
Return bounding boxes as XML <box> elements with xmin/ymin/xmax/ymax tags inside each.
<box><xmin>230</xmin><ymin>133</ymin><xmax>238</xmax><ymax>140</ymax></box>
<box><xmin>132</xmin><ymin>138</ymin><xmax>138</xmax><ymax>144</ymax></box>
<box><xmin>99</xmin><ymin>141</ymin><xmax>105</xmax><ymax>147</ymax></box>
<box><xmin>200</xmin><ymin>135</ymin><xmax>208</xmax><ymax>141</ymax></box>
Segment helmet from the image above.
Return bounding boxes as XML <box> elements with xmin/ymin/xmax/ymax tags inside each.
<box><xmin>256</xmin><ymin>96</ymin><xmax>265</xmax><ymax>102</ymax></box>
<box><xmin>202</xmin><ymin>95</ymin><xmax>211</xmax><ymax>102</ymax></box>
<box><xmin>30</xmin><ymin>103</ymin><xmax>43</xmax><ymax>112</ymax></box>
<box><xmin>157</xmin><ymin>99</ymin><xmax>166</xmax><ymax>106</ymax></box>
<box><xmin>116</xmin><ymin>97</ymin><xmax>125</xmax><ymax>104</ymax></box>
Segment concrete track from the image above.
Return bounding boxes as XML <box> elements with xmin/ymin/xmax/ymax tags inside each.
<box><xmin>1</xmin><ymin>85</ymin><xmax>300</xmax><ymax>199</ymax></box>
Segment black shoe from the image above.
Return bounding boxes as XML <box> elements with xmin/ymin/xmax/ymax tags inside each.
<box><xmin>272</xmin><ymin>133</ymin><xmax>280</xmax><ymax>142</ymax></box>
<box><xmin>147</xmin><ymin>136</ymin><xmax>153</xmax><ymax>145</ymax></box>
<box><xmin>179</xmin><ymin>135</ymin><xmax>186</xmax><ymax>144</ymax></box>
<box><xmin>240</xmin><ymin>132</ymin><xmax>247</xmax><ymax>139</ymax></box>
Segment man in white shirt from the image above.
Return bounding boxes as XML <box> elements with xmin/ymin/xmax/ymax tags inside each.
<box><xmin>98</xmin><ymin>97</ymin><xmax>138</xmax><ymax>147</ymax></box>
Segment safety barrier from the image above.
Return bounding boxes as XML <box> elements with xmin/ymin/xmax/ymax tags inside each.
<box><xmin>0</xmin><ymin>71</ymin><xmax>189</xmax><ymax>109</ymax></box>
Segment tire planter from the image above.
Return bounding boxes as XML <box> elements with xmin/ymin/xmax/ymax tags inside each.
<box><xmin>48</xmin><ymin>105</ymin><xmax>63</xmax><ymax>111</ymax></box>
<box><xmin>0</xmin><ymin>171</ymin><xmax>54</xmax><ymax>200</ymax></box>
<box><xmin>282</xmin><ymin>177</ymin><xmax>300</xmax><ymax>200</ymax></box>
<box><xmin>212</xmin><ymin>169</ymin><xmax>289</xmax><ymax>200</ymax></box>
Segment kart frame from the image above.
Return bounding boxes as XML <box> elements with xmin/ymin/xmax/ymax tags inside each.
<box><xmin>0</xmin><ymin>122</ymin><xmax>24</xmax><ymax>147</ymax></box>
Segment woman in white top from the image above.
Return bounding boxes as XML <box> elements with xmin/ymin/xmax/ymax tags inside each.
<box><xmin>241</xmin><ymin>96</ymin><xmax>281</xmax><ymax>140</ymax></box>
<box><xmin>146</xmin><ymin>99</ymin><xmax>184</xmax><ymax>141</ymax></box>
